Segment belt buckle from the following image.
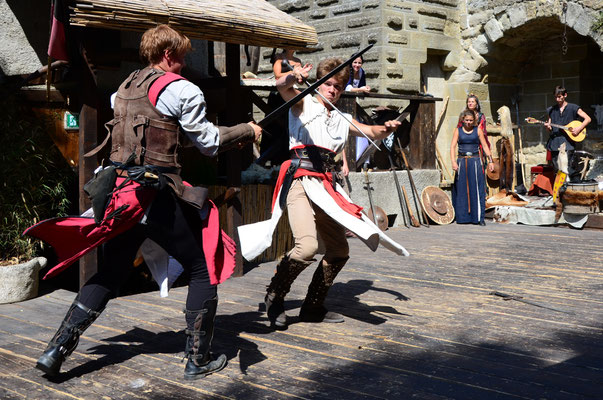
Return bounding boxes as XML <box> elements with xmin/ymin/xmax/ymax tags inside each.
<box><xmin>466</xmin><ymin>152</ymin><xmax>473</xmax><ymax>156</ymax></box>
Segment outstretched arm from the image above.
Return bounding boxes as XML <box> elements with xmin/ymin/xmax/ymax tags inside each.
<box><xmin>348</xmin><ymin>119</ymin><xmax>400</xmax><ymax>141</ymax></box>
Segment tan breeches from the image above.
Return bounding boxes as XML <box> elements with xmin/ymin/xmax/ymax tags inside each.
<box><xmin>285</xmin><ymin>179</ymin><xmax>349</xmax><ymax>262</ymax></box>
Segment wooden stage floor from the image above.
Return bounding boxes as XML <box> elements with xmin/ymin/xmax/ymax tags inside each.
<box><xmin>1</xmin><ymin>223</ymin><xmax>601</xmax><ymax>399</ymax></box>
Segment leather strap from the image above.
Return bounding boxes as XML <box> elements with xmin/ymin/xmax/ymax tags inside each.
<box><xmin>279</xmin><ymin>158</ymin><xmax>301</xmax><ymax>210</ymax></box>
<box><xmin>465</xmin><ymin>157</ymin><xmax>470</xmax><ymax>214</ymax></box>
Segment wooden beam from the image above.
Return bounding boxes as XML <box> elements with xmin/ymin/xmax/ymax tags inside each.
<box><xmin>338</xmin><ymin>97</ymin><xmax>358</xmax><ymax>171</ymax></box>
<box><xmin>408</xmin><ymin>102</ymin><xmax>436</xmax><ymax>169</ymax></box>
<box><xmin>221</xmin><ymin>43</ymin><xmax>247</xmax><ymax>277</ymax></box>
<box><xmin>78</xmin><ymin>48</ymin><xmax>101</xmax><ymax>287</ymax></box>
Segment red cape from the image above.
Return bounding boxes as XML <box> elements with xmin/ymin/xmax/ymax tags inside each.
<box><xmin>25</xmin><ymin>178</ymin><xmax>236</xmax><ymax>284</ymax></box>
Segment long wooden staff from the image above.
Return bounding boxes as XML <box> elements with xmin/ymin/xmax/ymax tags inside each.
<box><xmin>436</xmin><ymin>146</ymin><xmax>454</xmax><ymax>182</ymax></box>
<box><xmin>517</xmin><ymin>126</ymin><xmax>528</xmax><ymax>187</ymax></box>
<box><xmin>387</xmin><ymin>152</ymin><xmax>409</xmax><ymax>228</ymax></box>
<box><xmin>433</xmin><ymin>96</ymin><xmax>454</xmax><ymax>182</ymax></box>
<box><xmin>402</xmin><ymin>186</ymin><xmax>419</xmax><ymax>227</ymax></box>
<box><xmin>398</xmin><ymin>138</ymin><xmax>430</xmax><ymax>227</ymax></box>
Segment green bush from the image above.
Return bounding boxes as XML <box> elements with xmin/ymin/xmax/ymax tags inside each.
<box><xmin>0</xmin><ymin>87</ymin><xmax>74</xmax><ymax>263</ymax></box>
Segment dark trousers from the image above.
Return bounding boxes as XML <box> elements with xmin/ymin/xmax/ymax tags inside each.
<box><xmin>78</xmin><ymin>189</ymin><xmax>216</xmax><ymax>313</ymax></box>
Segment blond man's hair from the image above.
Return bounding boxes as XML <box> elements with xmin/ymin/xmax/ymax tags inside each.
<box><xmin>316</xmin><ymin>58</ymin><xmax>349</xmax><ymax>87</ymax></box>
<box><xmin>140</xmin><ymin>25</ymin><xmax>192</xmax><ymax>65</ymax></box>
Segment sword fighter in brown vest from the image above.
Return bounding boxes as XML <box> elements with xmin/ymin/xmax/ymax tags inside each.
<box><xmin>29</xmin><ymin>25</ymin><xmax>261</xmax><ymax>380</ymax></box>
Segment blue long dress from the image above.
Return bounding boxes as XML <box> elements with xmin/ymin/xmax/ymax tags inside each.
<box><xmin>452</xmin><ymin>126</ymin><xmax>486</xmax><ymax>224</ymax></box>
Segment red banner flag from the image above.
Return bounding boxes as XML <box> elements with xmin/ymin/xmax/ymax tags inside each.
<box><xmin>48</xmin><ymin>0</ymin><xmax>69</xmax><ymax>61</ymax></box>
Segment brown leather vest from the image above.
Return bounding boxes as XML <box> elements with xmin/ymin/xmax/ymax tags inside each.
<box><xmin>108</xmin><ymin>67</ymin><xmax>183</xmax><ymax>169</ymax></box>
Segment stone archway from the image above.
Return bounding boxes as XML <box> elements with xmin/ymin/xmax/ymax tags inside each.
<box><xmin>483</xmin><ymin>19</ymin><xmax>603</xmax><ymax>166</ymax></box>
<box><xmin>440</xmin><ymin>1</ymin><xmax>603</xmax><ymax>179</ymax></box>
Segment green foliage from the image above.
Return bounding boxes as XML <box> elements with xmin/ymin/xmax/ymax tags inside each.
<box><xmin>0</xmin><ymin>87</ymin><xmax>74</xmax><ymax>263</ymax></box>
<box><xmin>594</xmin><ymin>11</ymin><xmax>603</xmax><ymax>34</ymax></box>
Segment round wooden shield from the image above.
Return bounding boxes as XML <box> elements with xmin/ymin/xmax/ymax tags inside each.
<box><xmin>367</xmin><ymin>206</ymin><xmax>388</xmax><ymax>231</ymax></box>
<box><xmin>420</xmin><ymin>186</ymin><xmax>454</xmax><ymax>225</ymax></box>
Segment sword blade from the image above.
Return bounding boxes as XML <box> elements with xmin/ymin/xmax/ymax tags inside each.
<box><xmin>258</xmin><ymin>44</ymin><xmax>374</xmax><ymax>128</ymax></box>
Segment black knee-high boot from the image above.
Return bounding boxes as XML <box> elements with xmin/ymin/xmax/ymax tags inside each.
<box><xmin>264</xmin><ymin>256</ymin><xmax>311</xmax><ymax>329</ymax></box>
<box><xmin>300</xmin><ymin>257</ymin><xmax>348</xmax><ymax>323</ymax></box>
<box><xmin>183</xmin><ymin>297</ymin><xmax>227</xmax><ymax>380</ymax></box>
<box><xmin>36</xmin><ymin>299</ymin><xmax>102</xmax><ymax>376</ymax></box>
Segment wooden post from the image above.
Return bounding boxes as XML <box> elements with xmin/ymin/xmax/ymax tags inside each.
<box><xmin>78</xmin><ymin>49</ymin><xmax>100</xmax><ymax>288</ymax></box>
<box><xmin>221</xmin><ymin>43</ymin><xmax>247</xmax><ymax>276</ymax></box>
<box><xmin>338</xmin><ymin>96</ymin><xmax>358</xmax><ymax>170</ymax></box>
<box><xmin>409</xmin><ymin>101</ymin><xmax>436</xmax><ymax>169</ymax></box>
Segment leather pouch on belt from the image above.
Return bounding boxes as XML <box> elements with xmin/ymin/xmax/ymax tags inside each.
<box><xmin>163</xmin><ymin>173</ymin><xmax>208</xmax><ymax>209</ymax></box>
<box><xmin>83</xmin><ymin>166</ymin><xmax>117</xmax><ymax>224</ymax></box>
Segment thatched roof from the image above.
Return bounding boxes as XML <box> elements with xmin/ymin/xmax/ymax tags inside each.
<box><xmin>70</xmin><ymin>0</ymin><xmax>318</xmax><ymax>50</ymax></box>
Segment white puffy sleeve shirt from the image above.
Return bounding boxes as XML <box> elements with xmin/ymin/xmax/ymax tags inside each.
<box><xmin>288</xmin><ymin>95</ymin><xmax>351</xmax><ymax>153</ymax></box>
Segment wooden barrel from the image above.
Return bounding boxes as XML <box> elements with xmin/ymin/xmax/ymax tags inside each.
<box><xmin>562</xmin><ymin>182</ymin><xmax>600</xmax><ymax>214</ymax></box>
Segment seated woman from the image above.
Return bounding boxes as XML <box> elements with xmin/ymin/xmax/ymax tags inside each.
<box><xmin>345</xmin><ymin>56</ymin><xmax>370</xmax><ymax>93</ymax></box>
<box><xmin>450</xmin><ymin>110</ymin><xmax>494</xmax><ymax>225</ymax></box>
<box><xmin>272</xmin><ymin>49</ymin><xmax>302</xmax><ymax>79</ymax></box>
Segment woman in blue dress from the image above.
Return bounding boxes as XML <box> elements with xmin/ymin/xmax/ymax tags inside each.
<box><xmin>450</xmin><ymin>110</ymin><xmax>495</xmax><ymax>225</ymax></box>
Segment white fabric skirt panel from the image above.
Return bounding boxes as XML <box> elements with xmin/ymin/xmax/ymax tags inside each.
<box><xmin>238</xmin><ymin>176</ymin><xmax>409</xmax><ymax>261</ymax></box>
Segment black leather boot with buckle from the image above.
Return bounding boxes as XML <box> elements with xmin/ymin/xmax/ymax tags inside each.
<box><xmin>183</xmin><ymin>297</ymin><xmax>227</xmax><ymax>380</ymax></box>
<box><xmin>299</xmin><ymin>257</ymin><xmax>348</xmax><ymax>323</ymax></box>
<box><xmin>36</xmin><ymin>299</ymin><xmax>102</xmax><ymax>377</ymax></box>
<box><xmin>264</xmin><ymin>256</ymin><xmax>311</xmax><ymax>329</ymax></box>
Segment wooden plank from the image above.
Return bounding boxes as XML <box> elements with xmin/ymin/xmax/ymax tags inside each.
<box><xmin>77</xmin><ymin>46</ymin><xmax>102</xmax><ymax>288</ymax></box>
<box><xmin>1</xmin><ymin>223</ymin><xmax>602</xmax><ymax>398</ymax></box>
<box><xmin>409</xmin><ymin>102</ymin><xmax>436</xmax><ymax>169</ymax></box>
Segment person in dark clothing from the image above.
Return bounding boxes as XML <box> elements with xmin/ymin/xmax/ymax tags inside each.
<box><xmin>31</xmin><ymin>25</ymin><xmax>261</xmax><ymax>380</ymax></box>
<box><xmin>545</xmin><ymin>86</ymin><xmax>591</xmax><ymax>182</ymax></box>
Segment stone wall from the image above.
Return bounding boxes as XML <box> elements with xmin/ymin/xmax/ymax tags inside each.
<box><xmin>0</xmin><ymin>0</ymin><xmax>46</xmax><ymax>77</ymax></box>
<box><xmin>263</xmin><ymin>0</ymin><xmax>461</xmax><ymax>110</ymax></box>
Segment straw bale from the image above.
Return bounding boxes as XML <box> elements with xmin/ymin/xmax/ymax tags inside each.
<box><xmin>70</xmin><ymin>0</ymin><xmax>318</xmax><ymax>49</ymax></box>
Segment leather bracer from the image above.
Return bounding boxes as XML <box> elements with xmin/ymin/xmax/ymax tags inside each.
<box><xmin>218</xmin><ymin>124</ymin><xmax>255</xmax><ymax>152</ymax></box>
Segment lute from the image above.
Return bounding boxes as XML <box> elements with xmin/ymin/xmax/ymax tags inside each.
<box><xmin>525</xmin><ymin>117</ymin><xmax>587</xmax><ymax>142</ymax></box>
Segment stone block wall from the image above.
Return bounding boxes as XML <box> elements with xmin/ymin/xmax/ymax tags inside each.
<box><xmin>263</xmin><ymin>0</ymin><xmax>461</xmax><ymax>109</ymax></box>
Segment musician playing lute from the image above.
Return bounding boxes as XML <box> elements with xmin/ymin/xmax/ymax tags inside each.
<box><xmin>545</xmin><ymin>85</ymin><xmax>591</xmax><ymax>182</ymax></box>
